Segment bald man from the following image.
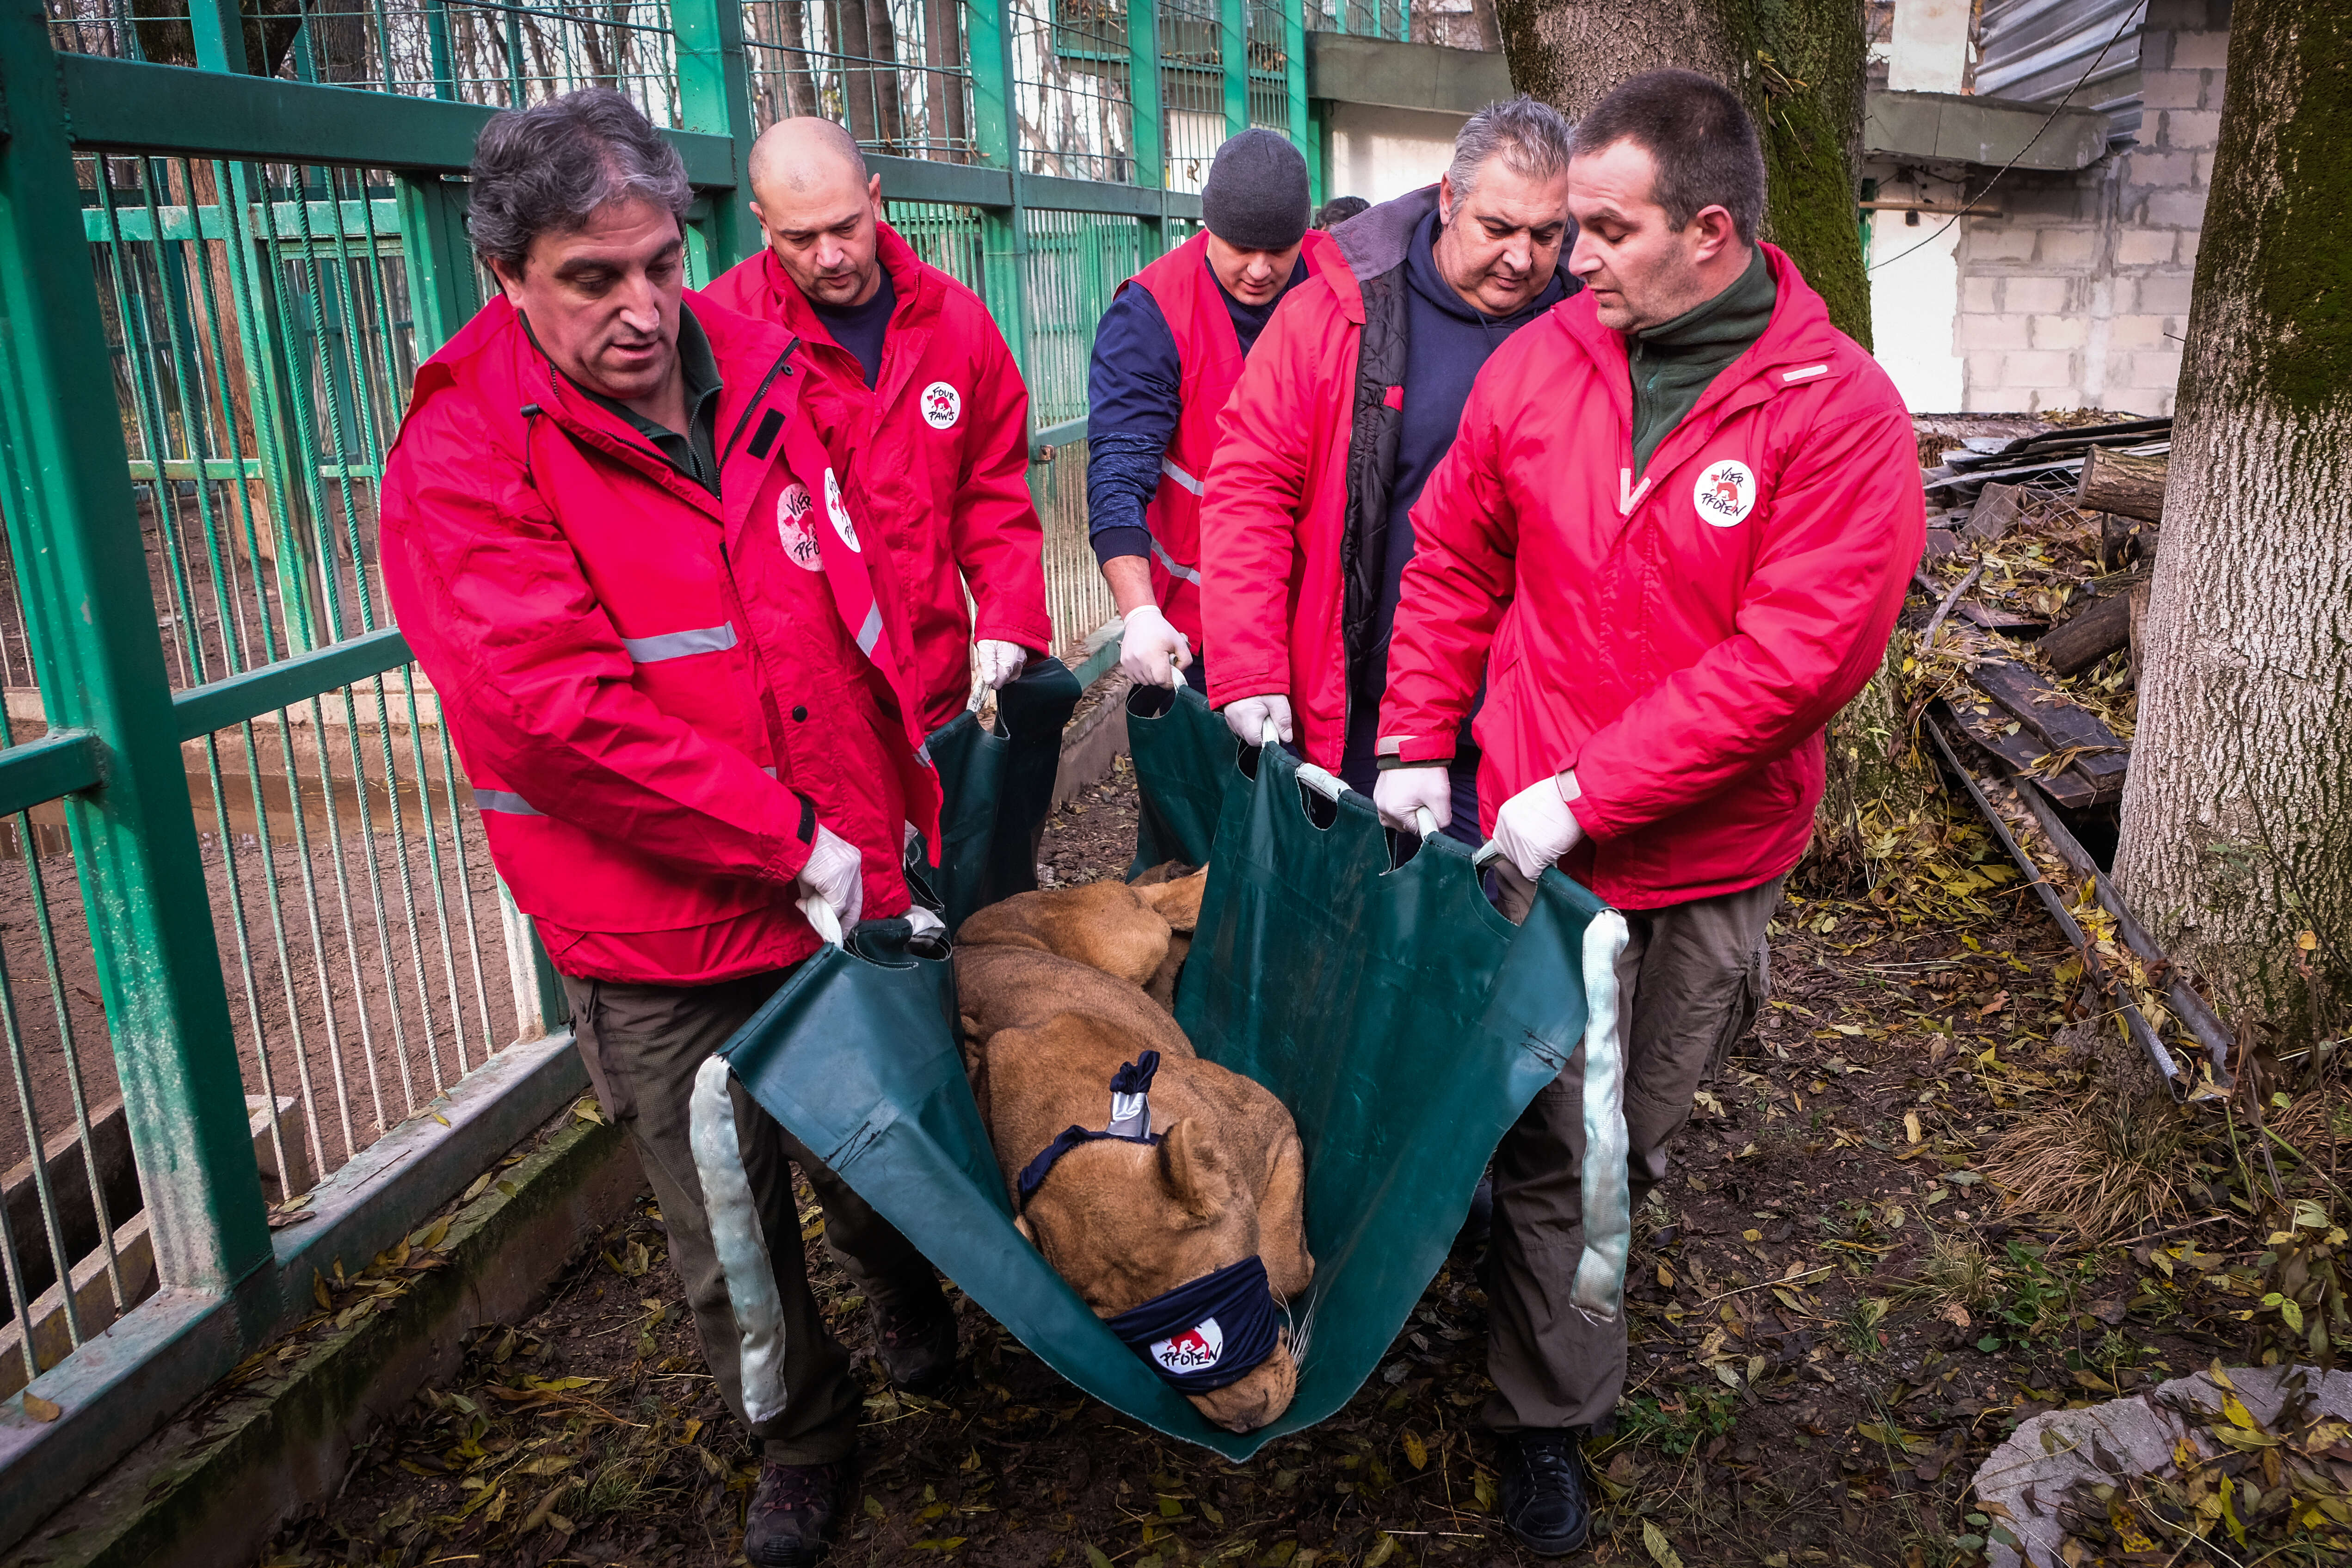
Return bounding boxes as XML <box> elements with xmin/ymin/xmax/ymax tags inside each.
<box><xmin>707</xmin><ymin>119</ymin><xmax>1051</xmax><ymax>735</ymax></box>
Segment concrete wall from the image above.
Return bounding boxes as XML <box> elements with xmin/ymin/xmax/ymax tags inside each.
<box><xmin>1867</xmin><ymin>1</ymin><xmax>2225</xmax><ymax>415</ymax></box>
<box><xmin>1319</xmin><ymin>102</ymin><xmax>1465</xmax><ymax>205</ymax></box>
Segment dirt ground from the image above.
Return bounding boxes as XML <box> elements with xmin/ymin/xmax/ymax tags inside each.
<box><xmin>249</xmin><ymin>752</ymin><xmax>2319</xmax><ymax>1568</ymax></box>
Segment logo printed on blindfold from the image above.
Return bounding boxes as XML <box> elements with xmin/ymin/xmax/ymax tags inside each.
<box><xmin>1693</xmin><ymin>458</ymin><xmax>1757</xmax><ymax>528</ymax></box>
<box><xmin>1150</xmin><ymin>1318</ymin><xmax>1224</xmax><ymax>1373</ymax></box>
<box><xmin>776</xmin><ymin>483</ymin><xmax>824</xmax><ymax>571</ymax></box>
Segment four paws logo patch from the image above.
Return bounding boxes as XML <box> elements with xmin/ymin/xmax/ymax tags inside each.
<box><xmin>1150</xmin><ymin>1318</ymin><xmax>1225</xmax><ymax>1374</ymax></box>
<box><xmin>920</xmin><ymin>381</ymin><xmax>962</xmax><ymax>430</ymax></box>
<box><xmin>1693</xmin><ymin>458</ymin><xmax>1757</xmax><ymax>528</ymax></box>
<box><xmin>823</xmin><ymin>467</ymin><xmax>860</xmax><ymax>552</ymax></box>
<box><xmin>775</xmin><ymin>483</ymin><xmax>824</xmax><ymax>571</ymax></box>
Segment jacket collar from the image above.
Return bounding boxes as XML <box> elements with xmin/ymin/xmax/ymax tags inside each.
<box><xmin>756</xmin><ymin>222</ymin><xmax>936</xmax><ymax>405</ymax></box>
<box><xmin>1559</xmin><ymin>243</ymin><xmax>1847</xmax><ymax>436</ymax></box>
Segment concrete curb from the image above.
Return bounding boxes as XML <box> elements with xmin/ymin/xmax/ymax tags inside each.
<box><xmin>1051</xmin><ymin>670</ymin><xmax>1132</xmax><ymax>810</ymax></box>
<box><xmin>5</xmin><ymin>1105</ymin><xmax>645</xmax><ymax>1568</ymax></box>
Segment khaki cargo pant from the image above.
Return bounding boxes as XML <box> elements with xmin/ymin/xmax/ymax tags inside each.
<box><xmin>1481</xmin><ymin>868</ymin><xmax>1784</xmax><ymax>1433</ymax></box>
<box><xmin>563</xmin><ymin>970</ymin><xmax>945</xmax><ymax>1464</ymax></box>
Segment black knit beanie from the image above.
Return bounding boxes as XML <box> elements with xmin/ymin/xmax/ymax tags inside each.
<box><xmin>1199</xmin><ymin>129</ymin><xmax>1311</xmax><ymax>251</ymax></box>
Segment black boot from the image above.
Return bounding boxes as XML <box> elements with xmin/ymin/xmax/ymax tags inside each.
<box><xmin>871</xmin><ymin>1287</ymin><xmax>958</xmax><ymax>1396</ymax></box>
<box><xmin>1497</xmin><ymin>1429</ymin><xmax>1593</xmax><ymax>1556</ymax></box>
<box><xmin>743</xmin><ymin>1457</ymin><xmax>857</xmax><ymax>1567</ymax></box>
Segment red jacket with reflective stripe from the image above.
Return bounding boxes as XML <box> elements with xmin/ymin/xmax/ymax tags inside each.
<box><xmin>705</xmin><ymin>225</ymin><xmax>1051</xmax><ymax>733</ymax></box>
<box><xmin>1195</xmin><ymin>230</ymin><xmax>1376</xmax><ymax>768</ymax></box>
<box><xmin>1120</xmin><ymin>228</ymin><xmax>1341</xmax><ymax>647</ymax></box>
<box><xmin>1378</xmin><ymin>246</ymin><xmax>1925</xmax><ymax>910</ymax></box>
<box><xmin>381</xmin><ymin>291</ymin><xmax>937</xmax><ymax>984</ymax></box>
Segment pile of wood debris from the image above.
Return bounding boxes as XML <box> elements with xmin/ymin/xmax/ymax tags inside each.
<box><xmin>1898</xmin><ymin>414</ymin><xmax>2235</xmax><ymax>1102</ymax></box>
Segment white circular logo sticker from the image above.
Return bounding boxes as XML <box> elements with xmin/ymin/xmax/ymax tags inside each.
<box><xmin>1150</xmin><ymin>1318</ymin><xmax>1225</xmax><ymax>1375</ymax></box>
<box><xmin>1692</xmin><ymin>458</ymin><xmax>1758</xmax><ymax>528</ymax></box>
<box><xmin>775</xmin><ymin>483</ymin><xmax>824</xmax><ymax>572</ymax></box>
<box><xmin>920</xmin><ymin>381</ymin><xmax>962</xmax><ymax>430</ymax></box>
<box><xmin>823</xmin><ymin>467</ymin><xmax>860</xmax><ymax>552</ymax></box>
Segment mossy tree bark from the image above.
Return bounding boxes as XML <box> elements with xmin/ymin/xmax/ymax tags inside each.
<box><xmin>2114</xmin><ymin>1</ymin><xmax>2352</xmax><ymax>1047</ymax></box>
<box><xmin>1493</xmin><ymin>0</ymin><xmax>1871</xmax><ymax>347</ymax></box>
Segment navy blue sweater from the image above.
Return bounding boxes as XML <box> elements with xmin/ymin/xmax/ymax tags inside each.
<box><xmin>1084</xmin><ymin>252</ymin><xmax>1311</xmax><ymax>566</ymax></box>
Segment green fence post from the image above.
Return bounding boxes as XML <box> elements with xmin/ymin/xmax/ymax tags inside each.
<box><xmin>969</xmin><ymin>0</ymin><xmax>1031</xmax><ymax>376</ymax></box>
<box><xmin>1285</xmin><ymin>0</ymin><xmax>1310</xmax><ymax>155</ymax></box>
<box><xmin>397</xmin><ymin>174</ymin><xmax>483</xmax><ymax>356</ymax></box>
<box><xmin>1126</xmin><ymin>0</ymin><xmax>1166</xmax><ymax>261</ymax></box>
<box><xmin>184</xmin><ymin>0</ymin><xmax>251</xmax><ymax>72</ymax></box>
<box><xmin>1221</xmin><ymin>0</ymin><xmax>1249</xmax><ymax>138</ymax></box>
<box><xmin>673</xmin><ymin>0</ymin><xmax>759</xmax><ymax>271</ymax></box>
<box><xmin>0</xmin><ymin>18</ymin><xmax>273</xmax><ymax>1296</ymax></box>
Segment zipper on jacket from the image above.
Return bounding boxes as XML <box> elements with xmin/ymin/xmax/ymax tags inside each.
<box><xmin>721</xmin><ymin>342</ymin><xmax>799</xmax><ymax>468</ymax></box>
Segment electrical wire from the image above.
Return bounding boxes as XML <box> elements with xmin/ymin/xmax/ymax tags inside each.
<box><xmin>1866</xmin><ymin>4</ymin><xmax>2146</xmax><ymax>273</ymax></box>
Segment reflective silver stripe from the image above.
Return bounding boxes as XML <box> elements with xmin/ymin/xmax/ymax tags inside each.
<box><xmin>474</xmin><ymin>789</ymin><xmax>543</xmax><ymax>817</ymax></box>
<box><xmin>762</xmin><ymin>766</ymin><xmax>778</xmax><ymax>779</ymax></box>
<box><xmin>915</xmin><ymin>741</ymin><xmax>932</xmax><ymax>766</ymax></box>
<box><xmin>622</xmin><ymin>621</ymin><xmax>738</xmax><ymax>663</ymax></box>
<box><xmin>1159</xmin><ymin>455</ymin><xmax>1203</xmax><ymax>496</ymax></box>
<box><xmin>1151</xmin><ymin>535</ymin><xmax>1202</xmax><ymax>586</ymax></box>
<box><xmin>856</xmin><ymin>603</ymin><xmax>883</xmax><ymax>656</ymax></box>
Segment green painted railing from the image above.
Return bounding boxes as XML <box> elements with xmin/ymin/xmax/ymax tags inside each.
<box><xmin>0</xmin><ymin>0</ymin><xmax>1310</xmax><ymax>1547</ymax></box>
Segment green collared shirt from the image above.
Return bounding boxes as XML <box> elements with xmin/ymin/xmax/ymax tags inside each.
<box><xmin>1627</xmin><ymin>248</ymin><xmax>1778</xmax><ymax>476</ymax></box>
<box><xmin>575</xmin><ymin>305</ymin><xmax>726</xmax><ymax>495</ymax></box>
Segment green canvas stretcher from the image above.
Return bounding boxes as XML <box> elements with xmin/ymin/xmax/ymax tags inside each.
<box><xmin>691</xmin><ymin>680</ymin><xmax>1629</xmax><ymax>1459</ymax></box>
<box><xmin>911</xmin><ymin>655</ymin><xmax>1084</xmax><ymax>930</ymax></box>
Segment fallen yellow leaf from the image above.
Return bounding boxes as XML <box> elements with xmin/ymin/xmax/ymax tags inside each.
<box><xmin>22</xmin><ymin>1393</ymin><xmax>61</xmax><ymax>1422</ymax></box>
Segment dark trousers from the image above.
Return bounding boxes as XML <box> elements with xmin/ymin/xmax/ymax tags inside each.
<box><xmin>1479</xmin><ymin>869</ymin><xmax>1783</xmax><ymax>1431</ymax></box>
<box><xmin>564</xmin><ymin>971</ymin><xmax>944</xmax><ymax>1463</ymax></box>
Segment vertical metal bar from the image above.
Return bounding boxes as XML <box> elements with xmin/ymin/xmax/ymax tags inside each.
<box><xmin>184</xmin><ymin>0</ymin><xmax>252</xmax><ymax>72</ymax></box>
<box><xmin>1306</xmin><ymin>98</ymin><xmax>1326</xmax><ymax>209</ymax></box>
<box><xmin>0</xmin><ymin>18</ymin><xmax>273</xmax><ymax>1296</ymax></box>
<box><xmin>425</xmin><ymin>0</ymin><xmax>459</xmax><ymax>97</ymax></box>
<box><xmin>1220</xmin><ymin>0</ymin><xmax>1247</xmax><ymax>138</ymax></box>
<box><xmin>496</xmin><ymin>878</ymin><xmax>567</xmax><ymax>1042</ymax></box>
<box><xmin>1125</xmin><ymin>0</ymin><xmax>1165</xmax><ymax>261</ymax></box>
<box><xmin>969</xmin><ymin>0</ymin><xmax>1030</xmax><ymax>373</ymax></box>
<box><xmin>395</xmin><ymin>174</ymin><xmax>479</xmax><ymax>356</ymax></box>
<box><xmin>673</xmin><ymin>0</ymin><xmax>760</xmax><ymax>270</ymax></box>
<box><xmin>1283</xmin><ymin>0</ymin><xmax>1308</xmax><ymax>154</ymax></box>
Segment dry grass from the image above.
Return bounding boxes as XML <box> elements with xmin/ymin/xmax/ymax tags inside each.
<box><xmin>1911</xmin><ymin>1230</ymin><xmax>1998</xmax><ymax>1309</ymax></box>
<box><xmin>1979</xmin><ymin>1092</ymin><xmax>2202</xmax><ymax>1240</ymax></box>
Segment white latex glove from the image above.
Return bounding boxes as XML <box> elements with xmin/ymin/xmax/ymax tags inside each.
<box><xmin>1118</xmin><ymin>603</ymin><xmax>1191</xmax><ymax>689</ymax></box>
<box><xmin>795</xmin><ymin>824</ymin><xmax>866</xmax><ymax>935</ymax></box>
<box><xmin>1372</xmin><ymin>764</ymin><xmax>1453</xmax><ymax>836</ymax></box>
<box><xmin>1222</xmin><ymin>693</ymin><xmax>1294</xmax><ymax>746</ymax></box>
<box><xmin>1491</xmin><ymin>771</ymin><xmax>1586</xmax><ymax>882</ymax></box>
<box><xmin>976</xmin><ymin>639</ymin><xmax>1027</xmax><ymax>690</ymax></box>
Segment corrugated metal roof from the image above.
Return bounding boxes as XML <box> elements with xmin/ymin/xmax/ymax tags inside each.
<box><xmin>1975</xmin><ymin>0</ymin><xmax>2148</xmax><ymax>144</ymax></box>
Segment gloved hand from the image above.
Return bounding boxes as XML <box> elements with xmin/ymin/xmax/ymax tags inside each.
<box><xmin>904</xmin><ymin>902</ymin><xmax>949</xmax><ymax>959</ymax></box>
<box><xmin>1372</xmin><ymin>764</ymin><xmax>1453</xmax><ymax>836</ymax></box>
<box><xmin>1118</xmin><ymin>603</ymin><xmax>1191</xmax><ymax>689</ymax></box>
<box><xmin>1491</xmin><ymin>771</ymin><xmax>1585</xmax><ymax>881</ymax></box>
<box><xmin>1222</xmin><ymin>693</ymin><xmax>1294</xmax><ymax>746</ymax></box>
<box><xmin>795</xmin><ymin>824</ymin><xmax>866</xmax><ymax>934</ymax></box>
<box><xmin>975</xmin><ymin>639</ymin><xmax>1028</xmax><ymax>690</ymax></box>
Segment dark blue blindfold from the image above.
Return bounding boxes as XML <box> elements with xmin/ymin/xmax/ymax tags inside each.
<box><xmin>1104</xmin><ymin>1254</ymin><xmax>1283</xmax><ymax>1394</ymax></box>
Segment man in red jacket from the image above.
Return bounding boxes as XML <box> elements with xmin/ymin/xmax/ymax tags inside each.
<box><xmin>382</xmin><ymin>90</ymin><xmax>954</xmax><ymax>1568</ymax></box>
<box><xmin>1085</xmin><ymin>129</ymin><xmax>1341</xmax><ymax>691</ymax></box>
<box><xmin>1201</xmin><ymin>98</ymin><xmax>1576</xmax><ymax>842</ymax></box>
<box><xmin>705</xmin><ymin>117</ymin><xmax>1051</xmax><ymax>735</ymax></box>
<box><xmin>1373</xmin><ymin>72</ymin><xmax>1925</xmax><ymax>1553</ymax></box>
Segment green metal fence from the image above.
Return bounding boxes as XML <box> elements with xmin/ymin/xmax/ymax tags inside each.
<box><xmin>0</xmin><ymin>0</ymin><xmax>1303</xmax><ymax>1544</ymax></box>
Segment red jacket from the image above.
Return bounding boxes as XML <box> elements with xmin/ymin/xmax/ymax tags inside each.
<box><xmin>1119</xmin><ymin>228</ymin><xmax>1341</xmax><ymax>647</ymax></box>
<box><xmin>705</xmin><ymin>225</ymin><xmax>1051</xmax><ymax>733</ymax></box>
<box><xmin>382</xmin><ymin>291</ymin><xmax>936</xmax><ymax>984</ymax></box>
<box><xmin>1198</xmin><ymin>192</ymin><xmax>1419</xmax><ymax>767</ymax></box>
<box><xmin>1378</xmin><ymin>246</ymin><xmax>1925</xmax><ymax>910</ymax></box>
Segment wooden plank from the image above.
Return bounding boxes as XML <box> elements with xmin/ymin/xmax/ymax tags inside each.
<box><xmin>1937</xmin><ymin>696</ymin><xmax>2100</xmax><ymax>809</ymax></box>
<box><xmin>1962</xmin><ymin>481</ymin><xmax>2028</xmax><ymax>542</ymax></box>
<box><xmin>1964</xmin><ymin>657</ymin><xmax>2130</xmax><ymax>793</ymax></box>
<box><xmin>2038</xmin><ymin>575</ymin><xmax>2145</xmax><ymax>676</ymax></box>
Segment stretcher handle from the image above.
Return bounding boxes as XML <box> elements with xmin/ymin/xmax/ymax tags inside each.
<box><xmin>1416</xmin><ymin>807</ymin><xmax>1441</xmax><ymax>839</ymax></box>
<box><xmin>1472</xmin><ymin>839</ymin><xmax>1502</xmax><ymax>868</ymax></box>
<box><xmin>797</xmin><ymin>891</ymin><xmax>846</xmax><ymax>948</ymax></box>
<box><xmin>1260</xmin><ymin>717</ymin><xmax>1282</xmax><ymax>748</ymax></box>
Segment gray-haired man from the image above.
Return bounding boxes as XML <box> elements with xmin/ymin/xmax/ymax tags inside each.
<box><xmin>1201</xmin><ymin>97</ymin><xmax>1581</xmax><ymax>836</ymax></box>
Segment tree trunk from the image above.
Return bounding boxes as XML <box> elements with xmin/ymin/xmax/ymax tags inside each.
<box><xmin>2113</xmin><ymin>0</ymin><xmax>2352</xmax><ymax>1047</ymax></box>
<box><xmin>1493</xmin><ymin>0</ymin><xmax>1871</xmax><ymax>348</ymax></box>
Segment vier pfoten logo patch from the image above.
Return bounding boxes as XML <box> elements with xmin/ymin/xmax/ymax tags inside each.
<box><xmin>823</xmin><ymin>467</ymin><xmax>860</xmax><ymax>551</ymax></box>
<box><xmin>776</xmin><ymin>482</ymin><xmax>824</xmax><ymax>571</ymax></box>
<box><xmin>1150</xmin><ymin>1318</ymin><xmax>1224</xmax><ymax>1374</ymax></box>
<box><xmin>1693</xmin><ymin>458</ymin><xmax>1758</xmax><ymax>528</ymax></box>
